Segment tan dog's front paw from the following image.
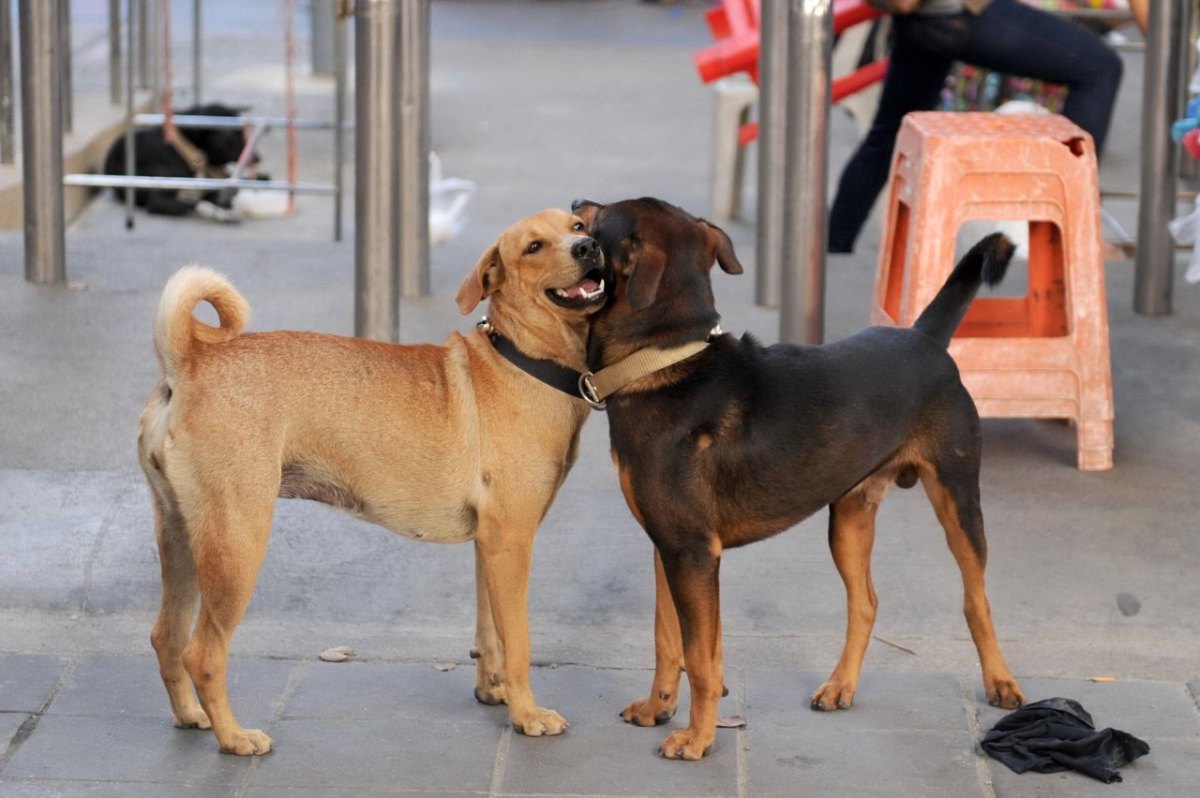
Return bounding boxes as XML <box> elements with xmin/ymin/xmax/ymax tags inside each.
<box><xmin>659</xmin><ymin>728</ymin><xmax>713</xmax><ymax>760</ymax></box>
<box><xmin>512</xmin><ymin>707</ymin><xmax>568</xmax><ymax>736</ymax></box>
<box><xmin>810</xmin><ymin>679</ymin><xmax>856</xmax><ymax>711</ymax></box>
<box><xmin>172</xmin><ymin>706</ymin><xmax>211</xmax><ymax>729</ymax></box>
<box><xmin>218</xmin><ymin>728</ymin><xmax>272</xmax><ymax>756</ymax></box>
<box><xmin>986</xmin><ymin>676</ymin><xmax>1025</xmax><ymax>709</ymax></box>
<box><xmin>620</xmin><ymin>694</ymin><xmax>677</xmax><ymax>726</ymax></box>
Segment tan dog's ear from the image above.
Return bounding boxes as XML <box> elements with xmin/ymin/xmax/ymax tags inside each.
<box><xmin>702</xmin><ymin>219</ymin><xmax>744</xmax><ymax>275</ymax></box>
<box><xmin>626</xmin><ymin>240</ymin><xmax>668</xmax><ymax>311</ymax></box>
<box><xmin>571</xmin><ymin>199</ymin><xmax>603</xmax><ymax>229</ymax></box>
<box><xmin>456</xmin><ymin>244</ymin><xmax>504</xmax><ymax>315</ymax></box>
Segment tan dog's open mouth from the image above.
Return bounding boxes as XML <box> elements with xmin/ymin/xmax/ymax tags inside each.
<box><xmin>547</xmin><ymin>267</ymin><xmax>606</xmax><ymax>309</ymax></box>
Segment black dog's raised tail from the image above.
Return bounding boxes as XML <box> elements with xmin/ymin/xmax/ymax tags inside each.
<box><xmin>912</xmin><ymin>233</ymin><xmax>1015</xmax><ymax>348</ymax></box>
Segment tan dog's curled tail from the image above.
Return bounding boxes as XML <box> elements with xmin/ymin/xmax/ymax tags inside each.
<box><xmin>154</xmin><ymin>266</ymin><xmax>250</xmax><ymax>384</ymax></box>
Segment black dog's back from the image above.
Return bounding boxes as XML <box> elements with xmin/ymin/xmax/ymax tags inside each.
<box><xmin>102</xmin><ymin>104</ymin><xmax>248</xmax><ymax>214</ymax></box>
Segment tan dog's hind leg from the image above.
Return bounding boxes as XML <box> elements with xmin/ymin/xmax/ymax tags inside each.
<box><xmin>621</xmin><ymin>549</ymin><xmax>684</xmax><ymax>726</ymax></box>
<box><xmin>919</xmin><ymin>468</ymin><xmax>1024</xmax><ymax>709</ymax></box>
<box><xmin>149</xmin><ymin>493</ymin><xmax>210</xmax><ymax>730</ymax></box>
<box><xmin>811</xmin><ymin>492</ymin><xmax>881</xmax><ymax>712</ymax></box>
<box><xmin>472</xmin><ymin>541</ymin><xmax>507</xmax><ymax>706</ymax></box>
<box><xmin>475</xmin><ymin>517</ymin><xmax>566</xmax><ymax>736</ymax></box>
<box><xmin>657</xmin><ymin>540</ymin><xmax>723</xmax><ymax>760</ymax></box>
<box><xmin>182</xmin><ymin>503</ymin><xmax>275</xmax><ymax>755</ymax></box>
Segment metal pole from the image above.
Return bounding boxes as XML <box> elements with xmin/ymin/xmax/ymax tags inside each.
<box><xmin>137</xmin><ymin>0</ymin><xmax>148</xmax><ymax>89</ymax></box>
<box><xmin>59</xmin><ymin>0</ymin><xmax>72</xmax><ymax>132</ymax></box>
<box><xmin>333</xmin><ymin>0</ymin><xmax>347</xmax><ymax>242</ymax></box>
<box><xmin>355</xmin><ymin>0</ymin><xmax>401</xmax><ymax>341</ymax></box>
<box><xmin>778</xmin><ymin>0</ymin><xmax>832</xmax><ymax>345</ymax></box>
<box><xmin>1135</xmin><ymin>0</ymin><xmax>1184</xmax><ymax>316</ymax></box>
<box><xmin>398</xmin><ymin>0</ymin><xmax>429</xmax><ymax>298</ymax></box>
<box><xmin>312</xmin><ymin>0</ymin><xmax>334</xmax><ymax>76</ymax></box>
<box><xmin>109</xmin><ymin>0</ymin><xmax>121</xmax><ymax>104</ymax></box>
<box><xmin>0</xmin><ymin>0</ymin><xmax>14</xmax><ymax>165</ymax></box>
<box><xmin>148</xmin><ymin>0</ymin><xmax>159</xmax><ymax>110</ymax></box>
<box><xmin>124</xmin><ymin>0</ymin><xmax>135</xmax><ymax>229</ymax></box>
<box><xmin>755</xmin><ymin>0</ymin><xmax>788</xmax><ymax>310</ymax></box>
<box><xmin>192</xmin><ymin>0</ymin><xmax>200</xmax><ymax>104</ymax></box>
<box><xmin>19</xmin><ymin>0</ymin><xmax>67</xmax><ymax>283</ymax></box>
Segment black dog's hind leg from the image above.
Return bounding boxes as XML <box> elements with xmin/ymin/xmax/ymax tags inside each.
<box><xmin>917</xmin><ymin>399</ymin><xmax>1024</xmax><ymax>709</ymax></box>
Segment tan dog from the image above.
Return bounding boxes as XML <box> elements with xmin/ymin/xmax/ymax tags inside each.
<box><xmin>137</xmin><ymin>209</ymin><xmax>606</xmax><ymax>754</ymax></box>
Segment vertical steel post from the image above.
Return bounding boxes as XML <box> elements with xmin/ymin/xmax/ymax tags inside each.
<box><xmin>355</xmin><ymin>0</ymin><xmax>401</xmax><ymax>341</ymax></box>
<box><xmin>778</xmin><ymin>0</ymin><xmax>832</xmax><ymax>345</ymax></box>
<box><xmin>755</xmin><ymin>0</ymin><xmax>788</xmax><ymax>310</ymax></box>
<box><xmin>148</xmin><ymin>0</ymin><xmax>159</xmax><ymax>110</ymax></box>
<box><xmin>0</xmin><ymin>0</ymin><xmax>14</xmax><ymax>165</ymax></box>
<box><xmin>137</xmin><ymin>0</ymin><xmax>148</xmax><ymax>89</ymax></box>
<box><xmin>192</xmin><ymin>0</ymin><xmax>200</xmax><ymax>104</ymax></box>
<box><xmin>59</xmin><ymin>0</ymin><xmax>72</xmax><ymax>132</ymax></box>
<box><xmin>1135</xmin><ymin>0</ymin><xmax>1184</xmax><ymax>316</ymax></box>
<box><xmin>397</xmin><ymin>0</ymin><xmax>429</xmax><ymax>298</ymax></box>
<box><xmin>109</xmin><ymin>0</ymin><xmax>121</xmax><ymax>104</ymax></box>
<box><xmin>19</xmin><ymin>0</ymin><xmax>67</xmax><ymax>283</ymax></box>
<box><xmin>124</xmin><ymin>0</ymin><xmax>136</xmax><ymax>229</ymax></box>
<box><xmin>333</xmin><ymin>0</ymin><xmax>347</xmax><ymax>242</ymax></box>
<box><xmin>311</xmin><ymin>0</ymin><xmax>334</xmax><ymax>76</ymax></box>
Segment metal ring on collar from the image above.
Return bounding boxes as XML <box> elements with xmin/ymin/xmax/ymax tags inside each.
<box><xmin>577</xmin><ymin>371</ymin><xmax>607</xmax><ymax>410</ymax></box>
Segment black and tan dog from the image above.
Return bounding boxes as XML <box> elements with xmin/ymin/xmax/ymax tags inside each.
<box><xmin>137</xmin><ymin>209</ymin><xmax>605</xmax><ymax>754</ymax></box>
<box><xmin>574</xmin><ymin>197</ymin><xmax>1025</xmax><ymax>760</ymax></box>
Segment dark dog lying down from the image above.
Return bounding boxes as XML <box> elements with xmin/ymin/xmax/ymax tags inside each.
<box><xmin>103</xmin><ymin>103</ymin><xmax>258</xmax><ymax>220</ymax></box>
<box><xmin>575</xmin><ymin>197</ymin><xmax>1025</xmax><ymax>760</ymax></box>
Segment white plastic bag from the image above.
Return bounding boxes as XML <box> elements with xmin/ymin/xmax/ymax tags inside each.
<box><xmin>429</xmin><ymin>152</ymin><xmax>476</xmax><ymax>246</ymax></box>
<box><xmin>1167</xmin><ymin>195</ymin><xmax>1200</xmax><ymax>284</ymax></box>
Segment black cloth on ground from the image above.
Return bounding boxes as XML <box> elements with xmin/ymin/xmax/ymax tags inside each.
<box><xmin>981</xmin><ymin>697</ymin><xmax>1150</xmax><ymax>783</ymax></box>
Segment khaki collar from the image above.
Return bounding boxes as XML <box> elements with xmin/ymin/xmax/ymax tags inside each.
<box><xmin>579</xmin><ymin>326</ymin><xmax>722</xmax><ymax>409</ymax></box>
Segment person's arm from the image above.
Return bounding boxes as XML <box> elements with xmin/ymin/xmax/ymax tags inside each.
<box><xmin>1128</xmin><ymin>0</ymin><xmax>1148</xmax><ymax>35</ymax></box>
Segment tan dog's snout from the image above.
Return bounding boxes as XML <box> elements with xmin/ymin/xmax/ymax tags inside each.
<box><xmin>570</xmin><ymin>236</ymin><xmax>601</xmax><ymax>266</ymax></box>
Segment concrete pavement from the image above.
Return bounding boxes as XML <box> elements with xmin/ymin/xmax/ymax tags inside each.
<box><xmin>2</xmin><ymin>1</ymin><xmax>1199</xmax><ymax>795</ymax></box>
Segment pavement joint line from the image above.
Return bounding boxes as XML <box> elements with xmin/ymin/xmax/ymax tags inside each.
<box><xmin>234</xmin><ymin>659</ymin><xmax>309</xmax><ymax>797</ymax></box>
<box><xmin>79</xmin><ymin>481</ymin><xmax>138</xmax><ymax>615</ymax></box>
<box><xmin>958</xmin><ymin>674</ymin><xmax>997</xmax><ymax>798</ymax></box>
<box><xmin>0</xmin><ymin>656</ymin><xmax>79</xmax><ymax>777</ymax></box>
<box><xmin>489</xmin><ymin>723</ymin><xmax>513</xmax><ymax>797</ymax></box>
<box><xmin>735</xmin><ymin>668</ymin><xmax>748</xmax><ymax>798</ymax></box>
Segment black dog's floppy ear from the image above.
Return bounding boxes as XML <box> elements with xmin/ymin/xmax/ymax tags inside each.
<box><xmin>702</xmin><ymin>219</ymin><xmax>744</xmax><ymax>275</ymax></box>
<box><xmin>571</xmin><ymin>199</ymin><xmax>603</xmax><ymax>229</ymax></box>
<box><xmin>625</xmin><ymin>239</ymin><xmax>668</xmax><ymax>311</ymax></box>
<box><xmin>456</xmin><ymin>244</ymin><xmax>504</xmax><ymax>314</ymax></box>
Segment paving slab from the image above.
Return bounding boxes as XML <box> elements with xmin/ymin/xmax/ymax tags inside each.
<box><xmin>745</xmin><ymin>669</ymin><xmax>972</xmax><ymax>733</ymax></box>
<box><xmin>499</xmin><ymin>666</ymin><xmax>740</xmax><ymax>796</ymax></box>
<box><xmin>0</xmin><ymin>783</ymin><xmax>238</xmax><ymax>798</ymax></box>
<box><xmin>745</xmin><ymin>726</ymin><xmax>982</xmax><ymax>798</ymax></box>
<box><xmin>248</xmin><ymin>717</ymin><xmax>500</xmax><ymax>793</ymax></box>
<box><xmin>47</xmin><ymin>655</ymin><xmax>301</xmax><ymax>730</ymax></box>
<box><xmin>281</xmin><ymin>660</ymin><xmax>485</xmax><ymax>723</ymax></box>
<box><xmin>2</xmin><ymin>714</ymin><xmax>253</xmax><ymax>785</ymax></box>
<box><xmin>0</xmin><ymin>656</ymin><xmax>71</xmax><ymax>713</ymax></box>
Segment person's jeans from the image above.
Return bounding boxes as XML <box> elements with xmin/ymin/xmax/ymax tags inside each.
<box><xmin>827</xmin><ymin>0</ymin><xmax>1123</xmax><ymax>253</ymax></box>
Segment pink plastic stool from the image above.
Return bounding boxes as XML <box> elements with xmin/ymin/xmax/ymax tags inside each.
<box><xmin>873</xmin><ymin>112</ymin><xmax>1114</xmax><ymax>470</ymax></box>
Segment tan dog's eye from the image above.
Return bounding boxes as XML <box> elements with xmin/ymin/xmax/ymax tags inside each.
<box><xmin>571</xmin><ymin>222</ymin><xmax>584</xmax><ymax>232</ymax></box>
<box><xmin>526</xmin><ymin>240</ymin><xmax>543</xmax><ymax>254</ymax></box>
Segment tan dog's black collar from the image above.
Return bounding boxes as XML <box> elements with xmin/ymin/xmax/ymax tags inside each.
<box><xmin>579</xmin><ymin>326</ymin><xmax>722</xmax><ymax>410</ymax></box>
<box><xmin>479</xmin><ymin>317</ymin><xmax>587</xmax><ymax>402</ymax></box>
